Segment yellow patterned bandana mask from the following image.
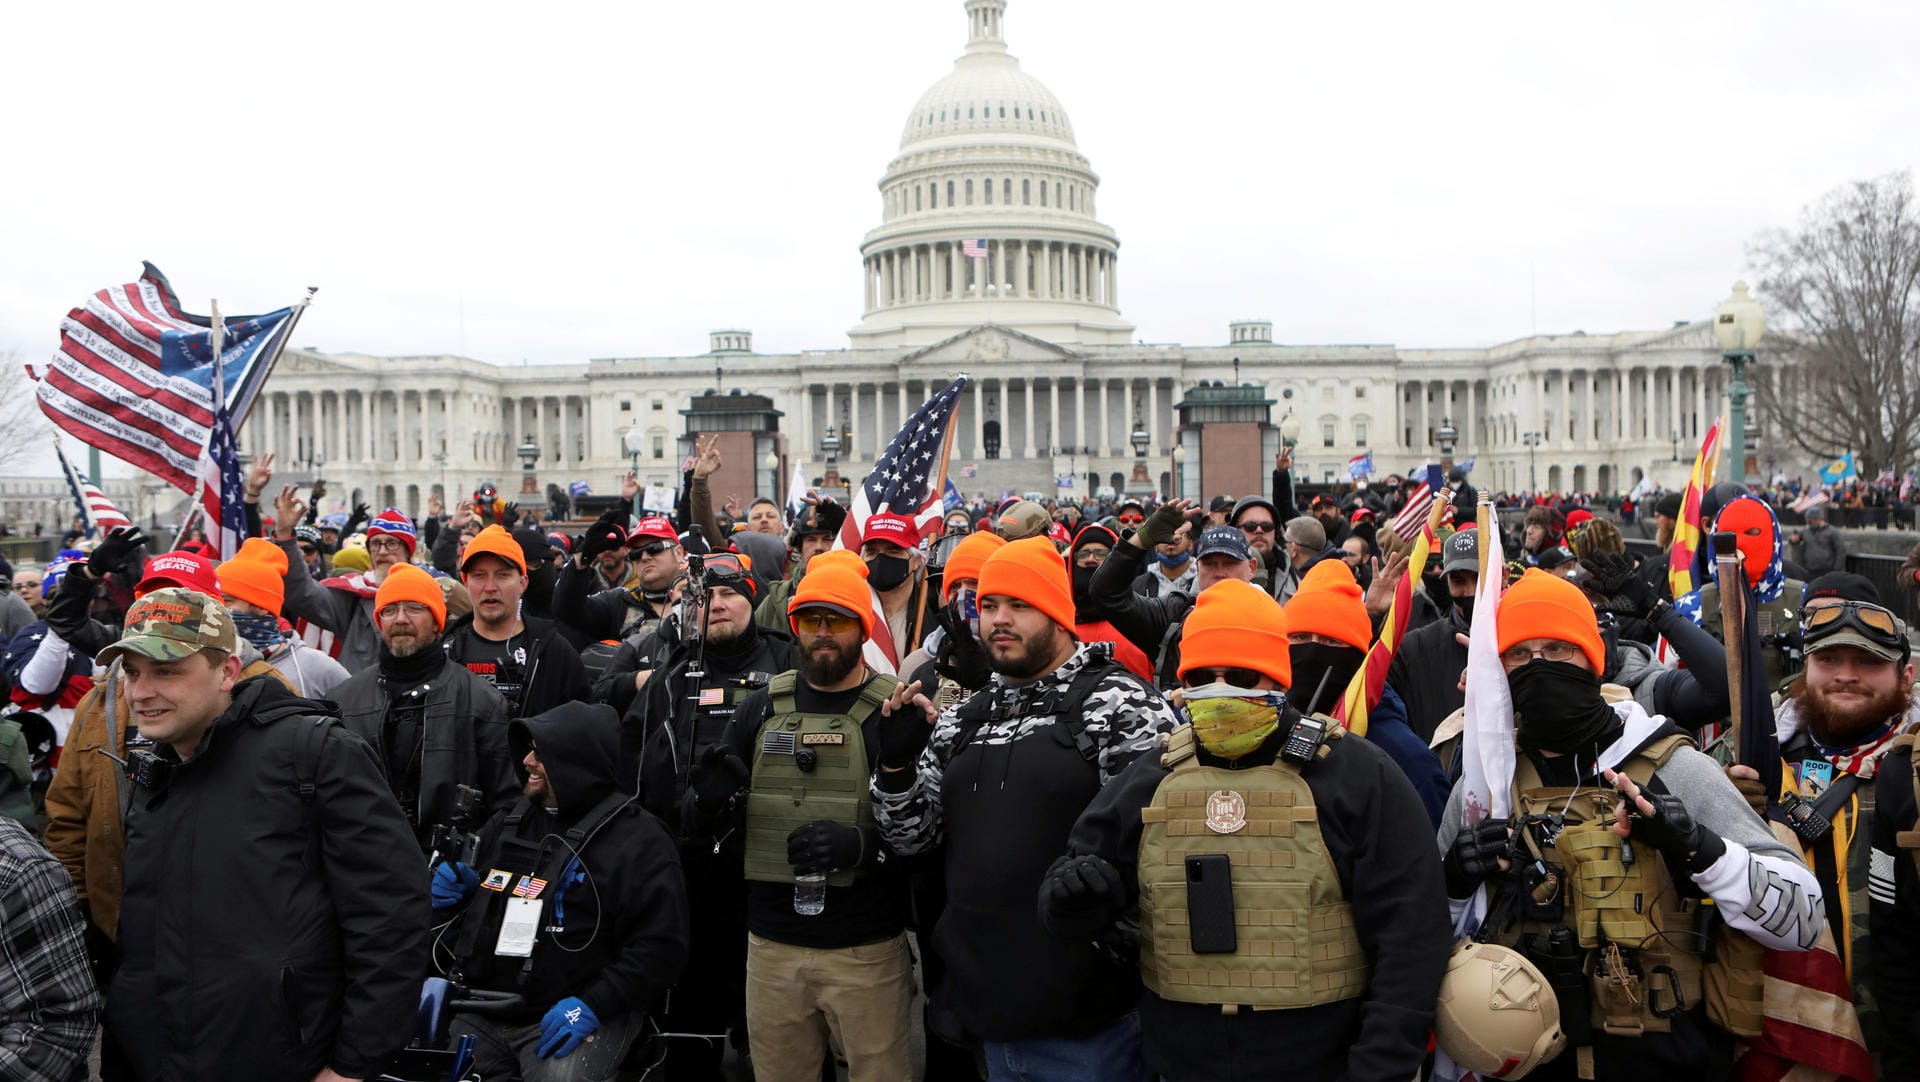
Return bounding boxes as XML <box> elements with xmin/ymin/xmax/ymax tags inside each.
<box><xmin>1176</xmin><ymin>684</ymin><xmax>1282</xmax><ymax>760</ymax></box>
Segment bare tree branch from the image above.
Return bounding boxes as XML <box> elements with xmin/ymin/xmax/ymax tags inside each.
<box><xmin>1750</xmin><ymin>171</ymin><xmax>1920</xmax><ymax>475</ymax></box>
<box><xmin>0</xmin><ymin>349</ymin><xmax>52</xmax><ymax>474</ymax></box>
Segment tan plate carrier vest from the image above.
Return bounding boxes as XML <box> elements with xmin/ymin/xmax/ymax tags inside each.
<box><xmin>743</xmin><ymin>671</ymin><xmax>898</xmax><ymax>889</ymax></box>
<box><xmin>1136</xmin><ymin>723</ymin><xmax>1369</xmax><ymax>1012</ymax></box>
<box><xmin>1506</xmin><ymin>733</ymin><xmax>1718</xmax><ymax>1037</ymax></box>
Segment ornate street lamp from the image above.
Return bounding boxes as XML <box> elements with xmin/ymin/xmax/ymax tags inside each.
<box><xmin>1714</xmin><ymin>280</ymin><xmax>1766</xmax><ymax>487</ymax></box>
<box><xmin>622</xmin><ymin>428</ymin><xmax>646</xmax><ymax>517</ymax></box>
<box><xmin>1522</xmin><ymin>431</ymin><xmax>1545</xmax><ymax>493</ymax></box>
<box><xmin>1436</xmin><ymin>417</ymin><xmax>1458</xmax><ymax>466</ymax></box>
<box><xmin>764</xmin><ymin>449</ymin><xmax>782</xmax><ymax>506</ymax></box>
<box><xmin>1279</xmin><ymin>410</ymin><xmax>1302</xmax><ymax>448</ymax></box>
<box><xmin>517</xmin><ymin>435</ymin><xmax>541</xmax><ymax>495</ymax></box>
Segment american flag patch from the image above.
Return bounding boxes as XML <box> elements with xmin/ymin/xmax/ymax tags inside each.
<box><xmin>699</xmin><ymin>688</ymin><xmax>726</xmax><ymax>706</ymax></box>
<box><xmin>762</xmin><ymin>731</ymin><xmax>796</xmax><ymax>755</ymax></box>
<box><xmin>512</xmin><ymin>876</ymin><xmax>547</xmax><ymax>899</ymax></box>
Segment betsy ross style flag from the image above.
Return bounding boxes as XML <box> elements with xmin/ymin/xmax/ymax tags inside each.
<box><xmin>53</xmin><ymin>439</ymin><xmax>131</xmax><ymax>537</ymax></box>
<box><xmin>838</xmin><ymin>376</ymin><xmax>967</xmax><ymax>673</ymax></box>
<box><xmin>36</xmin><ymin>263</ymin><xmax>301</xmax><ymax>496</ymax></box>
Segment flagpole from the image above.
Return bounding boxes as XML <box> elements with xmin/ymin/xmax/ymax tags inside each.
<box><xmin>908</xmin><ymin>377</ymin><xmax>966</xmax><ymax>655</ymax></box>
<box><xmin>174</xmin><ymin>301</ymin><xmax>224</xmax><ymax>553</ymax></box>
<box><xmin>232</xmin><ymin>286</ymin><xmax>317</xmax><ymax>430</ymax></box>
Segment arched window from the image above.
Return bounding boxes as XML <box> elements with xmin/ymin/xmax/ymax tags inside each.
<box><xmin>914</xmin><ymin>187</ymin><xmax>921</xmax><ymax>211</ymax></box>
<box><xmin>930</xmin><ymin>182</ymin><xmax>938</xmax><ymax>208</ymax></box>
<box><xmin>1040</xmin><ymin>182</ymin><xmax>1047</xmax><ymax>207</ymax></box>
<box><xmin>998</xmin><ymin>105</ymin><xmax>1005</xmax><ymax>118</ymax></box>
<box><xmin>965</xmin><ymin>179</ymin><xmax>973</xmax><ymax>204</ymax></box>
<box><xmin>1003</xmin><ymin>178</ymin><xmax>1012</xmax><ymax>202</ymax></box>
<box><xmin>1013</xmin><ymin>106</ymin><xmax>1021</xmax><ymax>119</ymax></box>
<box><xmin>968</xmin><ymin>106</ymin><xmax>974</xmax><ymax>118</ymax></box>
<box><xmin>984</xmin><ymin>177</ymin><xmax>993</xmax><ymax>205</ymax></box>
<box><xmin>946</xmin><ymin>180</ymin><xmax>955</xmax><ymax>205</ymax></box>
<box><xmin>1055</xmin><ymin>181</ymin><xmax>1062</xmax><ymax>206</ymax></box>
<box><xmin>1068</xmin><ymin>186</ymin><xmax>1075</xmax><ymax>210</ymax></box>
<box><xmin>1022</xmin><ymin>179</ymin><xmax>1030</xmax><ymax>205</ymax></box>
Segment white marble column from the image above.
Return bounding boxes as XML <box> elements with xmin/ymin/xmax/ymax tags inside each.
<box><xmin>561</xmin><ymin>395</ymin><xmax>575</xmax><ymax>465</ymax></box>
<box><xmin>1147</xmin><ymin>379</ymin><xmax>1160</xmax><ymax>456</ymax></box>
<box><xmin>1023</xmin><ymin>379</ymin><xmax>1036</xmax><ymax>459</ymax></box>
<box><xmin>1109</xmin><ymin>255</ymin><xmax>1118</xmax><ymax>309</ymax></box>
<box><xmin>972</xmin><ymin>379</ymin><xmax>985</xmax><ymax>459</ymax></box>
<box><xmin>897</xmin><ymin>380</ymin><xmax>909</xmax><ymax>430</ymax></box>
<box><xmin>1047</xmin><ymin>379</ymin><xmax>1060</xmax><ymax>454</ymax></box>
<box><xmin>1015</xmin><ymin>241</ymin><xmax>1029</xmax><ymax>297</ymax></box>
<box><xmin>1100</xmin><ymin>379</ymin><xmax>1112</xmax><ymax>456</ymax></box>
<box><xmin>1464</xmin><ymin>381</ymin><xmax>1476</xmax><ymax>455</ymax></box>
<box><xmin>1695</xmin><ymin>366</ymin><xmax>1708</xmax><ymax>438</ymax></box>
<box><xmin>849</xmin><ymin>384</ymin><xmax>862</xmax><ymax>461</ymax></box>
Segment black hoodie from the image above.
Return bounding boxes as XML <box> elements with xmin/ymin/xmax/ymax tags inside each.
<box><xmin>450</xmin><ymin>701</ymin><xmax>688</xmax><ymax>1023</ymax></box>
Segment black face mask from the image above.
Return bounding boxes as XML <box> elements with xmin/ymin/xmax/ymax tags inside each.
<box><xmin>1451</xmin><ymin>593</ymin><xmax>1475</xmax><ymax>629</ymax></box>
<box><xmin>1424</xmin><ymin>573</ymin><xmax>1453</xmax><ymax>613</ymax></box>
<box><xmin>1509</xmin><ymin>660</ymin><xmax>1620</xmax><ymax>756</ymax></box>
<box><xmin>1287</xmin><ymin>642</ymin><xmax>1364</xmax><ymax>715</ymax></box>
<box><xmin>1072</xmin><ymin>564</ymin><xmax>1098</xmax><ymax>601</ymax></box>
<box><xmin>867</xmin><ymin>554</ymin><xmax>912</xmax><ymax>593</ymax></box>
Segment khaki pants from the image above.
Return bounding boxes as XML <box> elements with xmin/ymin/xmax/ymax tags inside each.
<box><xmin>745</xmin><ymin>930</ymin><xmax>914</xmax><ymax>1082</ymax></box>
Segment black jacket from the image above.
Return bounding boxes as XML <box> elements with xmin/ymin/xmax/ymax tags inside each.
<box><xmin>1086</xmin><ymin>539</ymin><xmax>1190</xmax><ymax>686</ymax></box>
<box><xmin>1872</xmin><ymin>740</ymin><xmax>1920</xmax><ymax>1081</ymax></box>
<box><xmin>1387</xmin><ymin>608</ymin><xmax>1470</xmax><ymax>744</ymax></box>
<box><xmin>108</xmin><ymin>678</ymin><xmax>427</xmax><ymax>1082</ymax></box>
<box><xmin>1066</xmin><ymin>720</ymin><xmax>1450</xmax><ymax>1082</ymax></box>
<box><xmin>552</xmin><ymin>557</ymin><xmax>671</xmax><ymax>644</ymax></box>
<box><xmin>623</xmin><ymin>623</ymin><xmax>800</xmax><ymax>825</ymax></box>
<box><xmin>441</xmin><ymin>612</ymin><xmax>590</xmax><ymax>721</ymax></box>
<box><xmin>448</xmin><ymin>702</ymin><xmax>689</xmax><ymax>1023</ymax></box>
<box><xmin>330</xmin><ymin>646</ymin><xmax>520</xmax><ymax>848</ymax></box>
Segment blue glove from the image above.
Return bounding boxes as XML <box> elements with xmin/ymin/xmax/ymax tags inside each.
<box><xmin>431</xmin><ymin>861</ymin><xmax>478</xmax><ymax>909</ymax></box>
<box><xmin>536</xmin><ymin>996</ymin><xmax>600</xmax><ymax>1059</ymax></box>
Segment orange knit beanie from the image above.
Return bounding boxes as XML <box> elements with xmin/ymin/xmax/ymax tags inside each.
<box><xmin>1179</xmin><ymin>579</ymin><xmax>1292</xmax><ymax>688</ymax></box>
<box><xmin>789</xmin><ymin>549</ymin><xmax>875</xmax><ymax>637</ymax></box>
<box><xmin>1283</xmin><ymin>559</ymin><xmax>1371</xmax><ymax>651</ymax></box>
<box><xmin>216</xmin><ymin>537</ymin><xmax>288</xmax><ymax>614</ymax></box>
<box><xmin>1497</xmin><ymin>568</ymin><xmax>1605</xmax><ymax>672</ymax></box>
<box><xmin>374</xmin><ymin>563</ymin><xmax>448</xmax><ymax>630</ymax></box>
<box><xmin>942</xmin><ymin>532</ymin><xmax>1008</xmax><ymax>600</ymax></box>
<box><xmin>977</xmin><ymin>536</ymin><xmax>1076</xmax><ymax>633</ymax></box>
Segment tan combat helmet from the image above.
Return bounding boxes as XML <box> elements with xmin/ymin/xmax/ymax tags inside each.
<box><xmin>1434</xmin><ymin>941</ymin><xmax>1566</xmax><ymax>1079</ymax></box>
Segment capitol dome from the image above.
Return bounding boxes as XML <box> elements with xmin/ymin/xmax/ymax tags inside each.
<box><xmin>849</xmin><ymin>0</ymin><xmax>1133</xmax><ymax>349</ymax></box>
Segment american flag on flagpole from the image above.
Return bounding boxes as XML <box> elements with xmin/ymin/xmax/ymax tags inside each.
<box><xmin>837</xmin><ymin>376</ymin><xmax>967</xmax><ymax>673</ymax></box>
<box><xmin>193</xmin><ymin>379</ymin><xmax>249</xmax><ymax>561</ymax></box>
<box><xmin>1386</xmin><ymin>464</ymin><xmax>1446</xmax><ymax>542</ymax></box>
<box><xmin>53</xmin><ymin>438</ymin><xmax>131</xmax><ymax>537</ymax></box>
<box><xmin>961</xmin><ymin>239</ymin><xmax>988</xmax><ymax>259</ymax></box>
<box><xmin>34</xmin><ymin>263</ymin><xmax>303</xmax><ymax>496</ymax></box>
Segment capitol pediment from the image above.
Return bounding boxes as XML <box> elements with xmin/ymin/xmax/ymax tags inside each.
<box><xmin>900</xmin><ymin>324</ymin><xmax>1078</xmax><ymax>369</ymax></box>
<box><xmin>275</xmin><ymin>350</ymin><xmax>362</xmax><ymax>376</ymax></box>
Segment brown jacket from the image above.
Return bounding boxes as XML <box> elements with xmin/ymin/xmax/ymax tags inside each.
<box><xmin>43</xmin><ymin>658</ymin><xmax>291</xmax><ymax>939</ymax></box>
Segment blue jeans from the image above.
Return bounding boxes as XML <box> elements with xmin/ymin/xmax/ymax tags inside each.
<box><xmin>981</xmin><ymin>1011</ymin><xmax>1153</xmax><ymax>1082</ymax></box>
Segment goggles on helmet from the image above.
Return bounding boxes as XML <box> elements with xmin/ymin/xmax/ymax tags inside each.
<box><xmin>1803</xmin><ymin>599</ymin><xmax>1904</xmax><ymax>650</ymax></box>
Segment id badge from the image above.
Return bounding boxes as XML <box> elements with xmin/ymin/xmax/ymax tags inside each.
<box><xmin>494</xmin><ymin>896</ymin><xmax>542</xmax><ymax>958</ymax></box>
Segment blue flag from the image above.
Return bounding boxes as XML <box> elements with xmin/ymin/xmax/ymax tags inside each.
<box><xmin>943</xmin><ymin>477</ymin><xmax>963</xmax><ymax>512</ymax></box>
<box><xmin>1819</xmin><ymin>453</ymin><xmax>1857</xmax><ymax>485</ymax></box>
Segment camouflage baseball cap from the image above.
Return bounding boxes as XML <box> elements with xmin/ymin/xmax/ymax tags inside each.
<box><xmin>97</xmin><ymin>588</ymin><xmax>238</xmax><ymax>666</ymax></box>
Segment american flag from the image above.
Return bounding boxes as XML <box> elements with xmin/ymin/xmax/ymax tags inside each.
<box><xmin>1385</xmin><ymin>464</ymin><xmax>1446</xmax><ymax>542</ymax></box>
<box><xmin>193</xmin><ymin>398</ymin><xmax>248</xmax><ymax>560</ymax></box>
<box><xmin>34</xmin><ymin>263</ymin><xmax>299</xmax><ymax>496</ymax></box>
<box><xmin>511</xmin><ymin>876</ymin><xmax>547</xmax><ymax>899</ymax></box>
<box><xmin>960</xmin><ymin>462</ymin><xmax>977</xmax><ymax>478</ymax></box>
<box><xmin>53</xmin><ymin>438</ymin><xmax>131</xmax><ymax>537</ymax></box>
<box><xmin>838</xmin><ymin>376</ymin><xmax>967</xmax><ymax>673</ymax></box>
<box><xmin>961</xmin><ymin>239</ymin><xmax>988</xmax><ymax>259</ymax></box>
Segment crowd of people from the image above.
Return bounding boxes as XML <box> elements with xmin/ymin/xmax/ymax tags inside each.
<box><xmin>0</xmin><ymin>435</ymin><xmax>1915</xmax><ymax>1082</ymax></box>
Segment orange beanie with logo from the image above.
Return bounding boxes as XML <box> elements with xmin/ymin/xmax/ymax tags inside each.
<box><xmin>1178</xmin><ymin>578</ymin><xmax>1292</xmax><ymax>688</ymax></box>
<box><xmin>977</xmin><ymin>536</ymin><xmax>1076</xmax><ymax>633</ymax></box>
<box><xmin>217</xmin><ymin>537</ymin><xmax>289</xmax><ymax>614</ymax></box>
<box><xmin>789</xmin><ymin>549</ymin><xmax>875</xmax><ymax>637</ymax></box>
<box><xmin>1497</xmin><ymin>568</ymin><xmax>1605</xmax><ymax>672</ymax></box>
<box><xmin>1283</xmin><ymin>559</ymin><xmax>1371</xmax><ymax>651</ymax></box>
<box><xmin>374</xmin><ymin>563</ymin><xmax>448</xmax><ymax>630</ymax></box>
<box><xmin>942</xmin><ymin>532</ymin><xmax>1008</xmax><ymax>600</ymax></box>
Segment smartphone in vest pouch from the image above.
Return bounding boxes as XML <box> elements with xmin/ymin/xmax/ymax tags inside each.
<box><xmin>1185</xmin><ymin>853</ymin><xmax>1237</xmax><ymax>954</ymax></box>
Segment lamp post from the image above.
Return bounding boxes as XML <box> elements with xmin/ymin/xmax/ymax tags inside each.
<box><xmin>1436</xmin><ymin>416</ymin><xmax>1458</xmax><ymax>470</ymax></box>
<box><xmin>820</xmin><ymin>423</ymin><xmax>841</xmax><ymax>492</ymax></box>
<box><xmin>1522</xmin><ymin>431</ymin><xmax>1544</xmax><ymax>493</ymax></box>
<box><xmin>431</xmin><ymin>450</ymin><xmax>449</xmax><ymax>510</ymax></box>
<box><xmin>517</xmin><ymin>435</ymin><xmax>541</xmax><ymax>495</ymax></box>
<box><xmin>1171</xmin><ymin>442</ymin><xmax>1186</xmax><ymax>500</ymax></box>
<box><xmin>1128</xmin><ymin>413</ymin><xmax>1151</xmax><ymax>489</ymax></box>
<box><xmin>1714</xmin><ymin>280</ymin><xmax>1766</xmax><ymax>488</ymax></box>
<box><xmin>622</xmin><ymin>428</ymin><xmax>646</xmax><ymax>518</ymax></box>
<box><xmin>764</xmin><ymin>450</ymin><xmax>782</xmax><ymax>506</ymax></box>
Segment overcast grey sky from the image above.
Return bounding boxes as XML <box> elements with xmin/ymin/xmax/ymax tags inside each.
<box><xmin>3</xmin><ymin>1</ymin><xmax>1916</xmax><ymax>474</ymax></box>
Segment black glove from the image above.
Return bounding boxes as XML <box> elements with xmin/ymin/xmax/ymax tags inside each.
<box><xmin>88</xmin><ymin>527</ymin><xmax>150</xmax><ymax>577</ymax></box>
<box><xmin>577</xmin><ymin>510</ymin><xmax>628</xmax><ymax>564</ymax></box>
<box><xmin>1037</xmin><ymin>853</ymin><xmax>1125</xmax><ymax>939</ymax></box>
<box><xmin>343</xmin><ymin>503</ymin><xmax>371</xmax><ymax>538</ymax></box>
<box><xmin>1443</xmin><ymin>817</ymin><xmax>1512</xmax><ymax>898</ymax></box>
<box><xmin>1628</xmin><ymin>786</ymin><xmax>1727</xmax><ymax>873</ymax></box>
<box><xmin>1135</xmin><ymin>502</ymin><xmax>1188</xmax><ymax>549</ymax></box>
<box><xmin>786</xmin><ymin>820</ymin><xmax>864</xmax><ymax>875</ymax></box>
<box><xmin>876</xmin><ymin>702</ymin><xmax>934</xmax><ymax>772</ymax></box>
<box><xmin>1582</xmin><ymin>552</ymin><xmax>1655</xmax><ymax>618</ymax></box>
<box><xmin>689</xmin><ymin>745</ymin><xmax>749</xmax><ymax>815</ymax></box>
<box><xmin>934</xmin><ymin>604</ymin><xmax>992</xmax><ymax>691</ymax></box>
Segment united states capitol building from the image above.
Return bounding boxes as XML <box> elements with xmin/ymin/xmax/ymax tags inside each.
<box><xmin>251</xmin><ymin>0</ymin><xmax>1734</xmax><ymax>518</ymax></box>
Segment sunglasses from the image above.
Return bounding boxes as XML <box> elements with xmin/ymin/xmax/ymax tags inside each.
<box><xmin>634</xmin><ymin>541</ymin><xmax>675</xmax><ymax>556</ymax></box>
<box><xmin>1239</xmin><ymin>521</ymin><xmax>1276</xmax><ymax>534</ymax></box>
<box><xmin>792</xmin><ymin>610</ymin><xmax>862</xmax><ymax>634</ymax></box>
<box><xmin>1117</xmin><ymin>514</ymin><xmax>1144</xmax><ymax>525</ymax></box>
<box><xmin>1804</xmin><ymin>600</ymin><xmax>1903</xmax><ymax>647</ymax></box>
<box><xmin>1183</xmin><ymin>667</ymin><xmax>1268</xmax><ymax>689</ymax></box>
<box><xmin>297</xmin><ymin>544</ymin><xmax>317</xmax><ymax>556</ymax></box>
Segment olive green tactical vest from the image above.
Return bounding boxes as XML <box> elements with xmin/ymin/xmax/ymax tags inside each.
<box><xmin>1135</xmin><ymin>724</ymin><xmax>1369</xmax><ymax>1011</ymax></box>
<box><xmin>1505</xmin><ymin>733</ymin><xmax>1709</xmax><ymax>1037</ymax></box>
<box><xmin>743</xmin><ymin>671</ymin><xmax>898</xmax><ymax>888</ymax></box>
<box><xmin>1697</xmin><ymin>579</ymin><xmax>1804</xmax><ymax>694</ymax></box>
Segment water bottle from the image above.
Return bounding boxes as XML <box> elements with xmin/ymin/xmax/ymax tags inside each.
<box><xmin>793</xmin><ymin>873</ymin><xmax>827</xmax><ymax>916</ymax></box>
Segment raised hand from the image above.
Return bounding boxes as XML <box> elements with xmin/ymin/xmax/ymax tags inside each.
<box><xmin>272</xmin><ymin>485</ymin><xmax>306</xmax><ymax>539</ymax></box>
<box><xmin>245</xmin><ymin>452</ymin><xmax>275</xmax><ymax>502</ymax></box>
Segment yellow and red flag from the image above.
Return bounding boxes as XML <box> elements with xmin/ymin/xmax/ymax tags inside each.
<box><xmin>1333</xmin><ymin>495</ymin><xmax>1448</xmax><ymax>737</ymax></box>
<box><xmin>1668</xmin><ymin>418</ymin><xmax>1725</xmax><ymax>601</ymax></box>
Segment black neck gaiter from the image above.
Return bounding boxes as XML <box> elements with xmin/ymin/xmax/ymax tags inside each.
<box><xmin>379</xmin><ymin>638</ymin><xmax>447</xmax><ymax>689</ymax></box>
<box><xmin>1509</xmin><ymin>659</ymin><xmax>1620</xmax><ymax>756</ymax></box>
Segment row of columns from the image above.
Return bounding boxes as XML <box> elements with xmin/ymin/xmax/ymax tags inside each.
<box><xmin>864</xmin><ymin>239</ymin><xmax>1117</xmax><ymax>311</ymax></box>
<box><xmin>245</xmin><ymin>390</ymin><xmax>599</xmax><ymax>473</ymax></box>
<box><xmin>795</xmin><ymin>376</ymin><xmax>1171</xmax><ymax>464</ymax></box>
<box><xmin>1402</xmin><ymin>362</ymin><xmax>1727</xmax><ymax>455</ymax></box>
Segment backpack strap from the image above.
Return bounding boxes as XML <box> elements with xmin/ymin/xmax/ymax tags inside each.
<box><xmin>850</xmin><ymin>673</ymin><xmax>902</xmax><ymax>725</ymax></box>
<box><xmin>1057</xmin><ymin>655</ymin><xmax>1126</xmax><ymax>765</ymax></box>
<box><xmin>1890</xmin><ymin>735</ymin><xmax>1920</xmax><ymax>873</ymax></box>
<box><xmin>769</xmin><ymin>671</ymin><xmax>800</xmax><ymax>718</ymax></box>
<box><xmin>1160</xmin><ymin>724</ymin><xmax>1197</xmax><ymax>770</ymax></box>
